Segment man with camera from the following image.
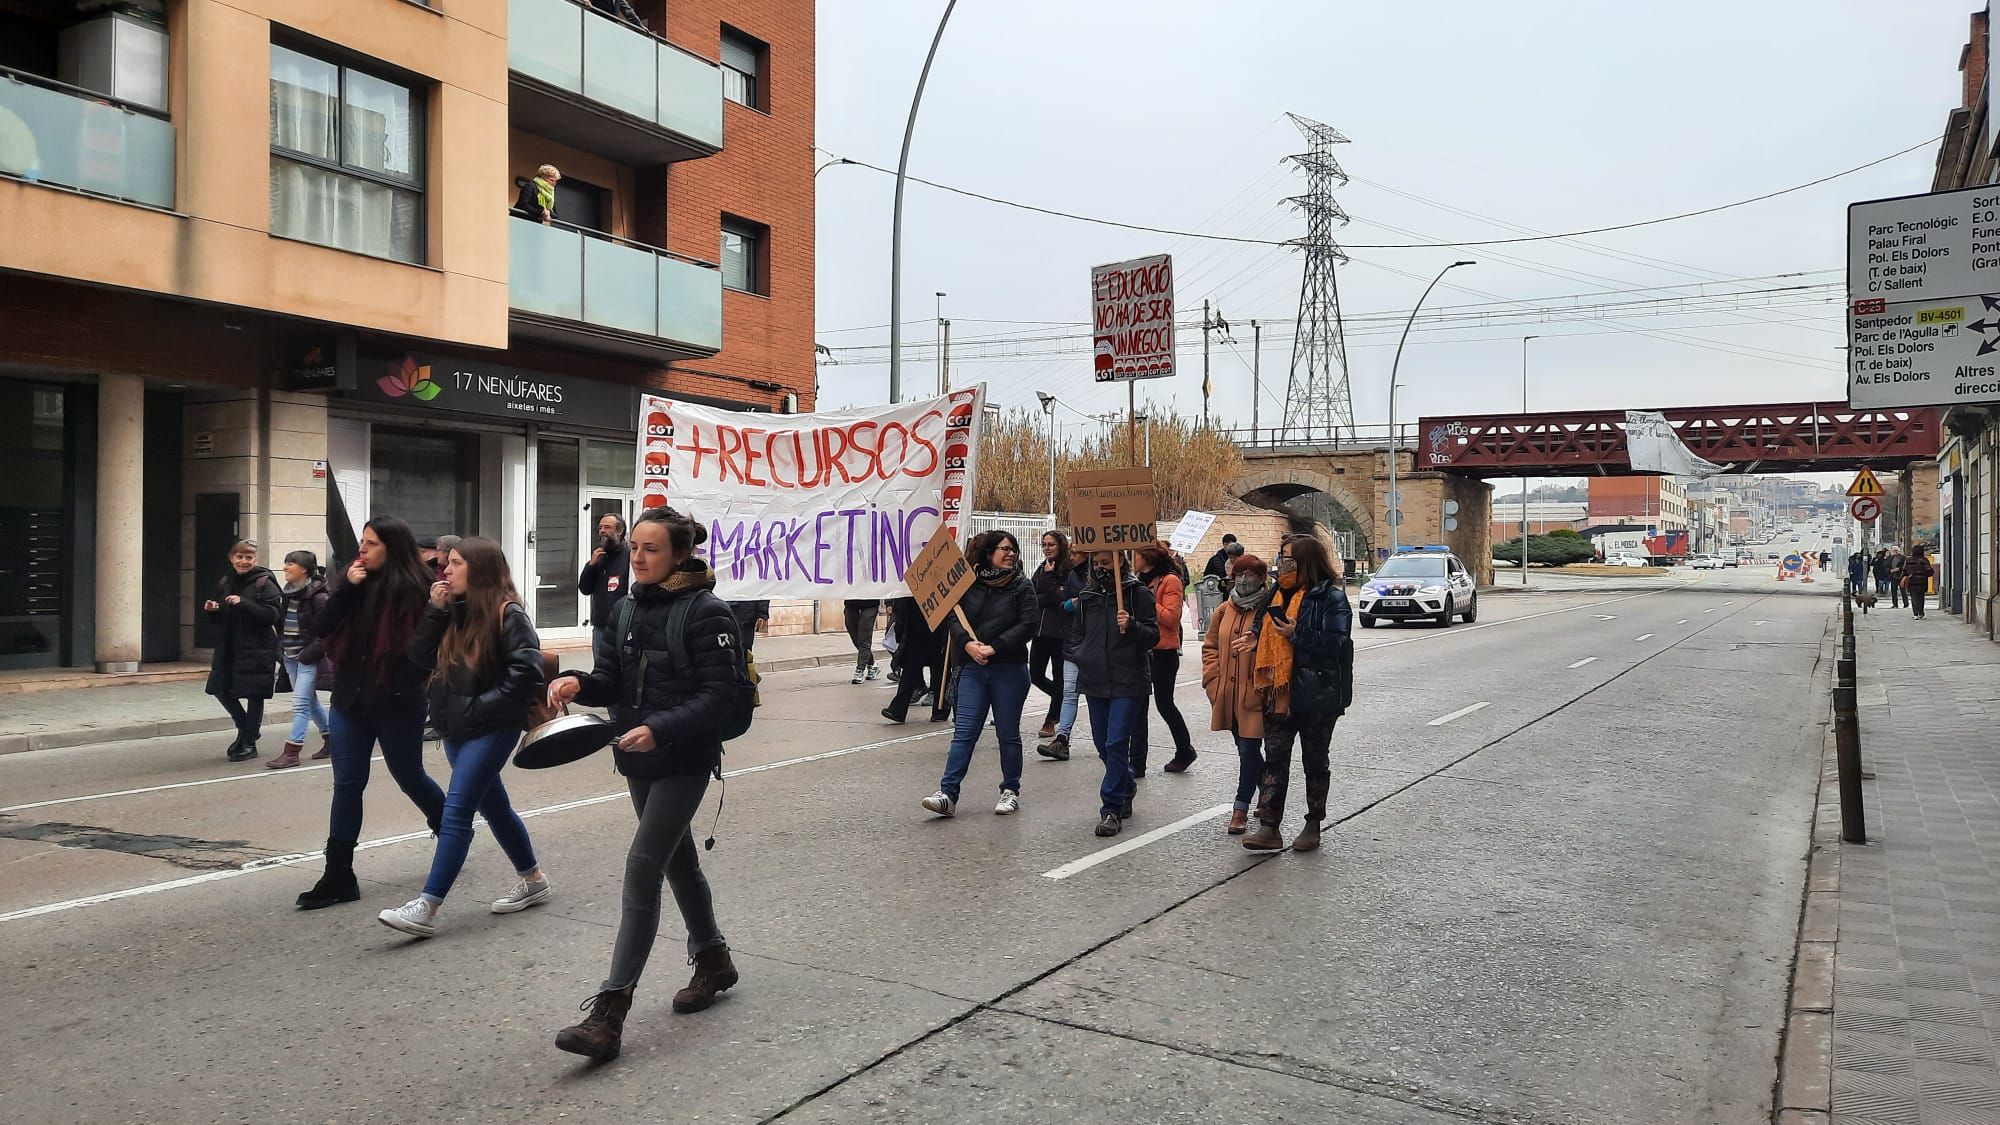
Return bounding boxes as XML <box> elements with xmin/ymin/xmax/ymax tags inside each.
<box><xmin>577</xmin><ymin>514</ymin><xmax>630</xmax><ymax>644</ymax></box>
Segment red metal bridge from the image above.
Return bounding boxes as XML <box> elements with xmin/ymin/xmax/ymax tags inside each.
<box><xmin>1411</xmin><ymin>403</ymin><xmax>1940</xmax><ymax>477</ymax></box>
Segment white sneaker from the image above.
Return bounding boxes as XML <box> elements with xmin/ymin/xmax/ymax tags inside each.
<box><xmin>490</xmin><ymin>876</ymin><xmax>552</xmax><ymax>914</ymax></box>
<box><xmin>378</xmin><ymin>897</ymin><xmax>437</xmax><ymax>938</ymax></box>
<box><xmin>995</xmin><ymin>790</ymin><xmax>1020</xmax><ymax>815</ymax></box>
<box><xmin>921</xmin><ymin>791</ymin><xmax>956</xmax><ymax>817</ymax></box>
<box><xmin>865</xmin><ymin>664</ymin><xmax>881</xmax><ymax>681</ymax></box>
<box><xmin>851</xmin><ymin>669</ymin><xmax>866</xmax><ymax>684</ymax></box>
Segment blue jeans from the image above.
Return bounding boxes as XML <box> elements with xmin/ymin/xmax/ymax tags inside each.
<box><xmin>283</xmin><ymin>656</ymin><xmax>330</xmax><ymax>744</ymax></box>
<box><xmin>1055</xmin><ymin>661</ymin><xmax>1081</xmax><ymax>737</ymax></box>
<box><xmin>1233</xmin><ymin>733</ymin><xmax>1264</xmax><ymax>810</ymax></box>
<box><xmin>327</xmin><ymin>706</ymin><xmax>446</xmax><ymax>845</ymax></box>
<box><xmin>1085</xmin><ymin>695</ymin><xmax>1142</xmax><ymax>817</ymax></box>
<box><xmin>423</xmin><ymin>728</ymin><xmax>539</xmax><ymax>901</ymax></box>
<box><xmin>939</xmin><ymin>661</ymin><xmax>1030</xmax><ymax>800</ymax></box>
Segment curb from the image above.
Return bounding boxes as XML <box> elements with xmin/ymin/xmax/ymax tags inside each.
<box><xmin>0</xmin><ymin>648</ymin><xmax>889</xmax><ymax>757</ymax></box>
<box><xmin>1773</xmin><ymin>621</ymin><xmax>1842</xmax><ymax>1124</ymax></box>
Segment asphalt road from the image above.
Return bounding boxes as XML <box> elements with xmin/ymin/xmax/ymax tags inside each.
<box><xmin>0</xmin><ymin>569</ymin><xmax>1837</xmax><ymax>1124</ymax></box>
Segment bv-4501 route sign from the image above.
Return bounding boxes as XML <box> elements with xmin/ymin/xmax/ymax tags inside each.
<box><xmin>1848</xmin><ymin>184</ymin><xmax>2000</xmax><ymax>409</ymax></box>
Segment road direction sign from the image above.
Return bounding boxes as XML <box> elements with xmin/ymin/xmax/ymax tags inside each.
<box><xmin>1851</xmin><ymin>496</ymin><xmax>1881</xmax><ymax>523</ymax></box>
<box><xmin>1782</xmin><ymin>554</ymin><xmax>1805</xmax><ymax>573</ymax></box>
<box><xmin>1846</xmin><ymin>467</ymin><xmax>1885</xmax><ymax>497</ymax></box>
<box><xmin>1848</xmin><ymin>185</ymin><xmax>2000</xmax><ymax>408</ymax></box>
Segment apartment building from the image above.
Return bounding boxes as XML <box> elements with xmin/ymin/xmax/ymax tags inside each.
<box><xmin>0</xmin><ymin>0</ymin><xmax>814</xmax><ymax>671</ymax></box>
<box><xmin>1585</xmin><ymin>475</ymin><xmax>1689</xmax><ymax>531</ymax></box>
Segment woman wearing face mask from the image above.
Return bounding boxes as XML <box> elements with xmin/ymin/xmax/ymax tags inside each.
<box><xmin>921</xmin><ymin>530</ymin><xmax>1039</xmax><ymax>817</ymax></box>
<box><xmin>1029</xmin><ymin>531</ymin><xmax>1073</xmax><ymax>739</ymax></box>
<box><xmin>1068</xmin><ymin>551</ymin><xmax>1160</xmax><ymax>837</ymax></box>
<box><xmin>1246</xmin><ymin>536</ymin><xmax>1354</xmax><ymax>854</ymax></box>
<box><xmin>378</xmin><ymin>538</ymin><xmax>550</xmax><ymax>939</ymax></box>
<box><xmin>1202</xmin><ymin>554</ymin><xmax>1271</xmax><ymax>835</ymax></box>
<box><xmin>1133</xmin><ymin>543</ymin><xmax>1198</xmax><ymax>776</ymax></box>
<box><xmin>267</xmin><ymin>550</ymin><xmax>333</xmax><ymax>770</ymax></box>
<box><xmin>204</xmin><ymin>539</ymin><xmax>284</xmax><ymax>763</ymax></box>
<box><xmin>295</xmin><ymin>516</ymin><xmax>449</xmax><ymax>910</ymax></box>
<box><xmin>1036</xmin><ymin>552</ymin><xmax>1094</xmax><ymax>762</ymax></box>
<box><xmin>546</xmin><ymin>506</ymin><xmax>741</xmax><ymax>1063</ymax></box>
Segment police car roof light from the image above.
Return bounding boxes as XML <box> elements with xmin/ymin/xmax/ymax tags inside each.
<box><xmin>1396</xmin><ymin>545</ymin><xmax>1451</xmax><ymax>553</ymax></box>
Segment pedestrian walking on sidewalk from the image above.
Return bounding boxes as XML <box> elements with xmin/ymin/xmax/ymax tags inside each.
<box><xmin>296</xmin><ymin>516</ymin><xmax>449</xmax><ymax>911</ymax></box>
<box><xmin>203</xmin><ymin>539</ymin><xmax>283</xmax><ymax>763</ymax></box>
<box><xmin>1903</xmin><ymin>545</ymin><xmax>1936</xmax><ymax>619</ymax></box>
<box><xmin>1244</xmin><ymin>536</ymin><xmax>1354</xmax><ymax>854</ymax></box>
<box><xmin>880</xmin><ymin>595</ymin><xmax>943</xmax><ymax>724</ymax></box>
<box><xmin>1030</xmin><ymin>531</ymin><xmax>1072</xmax><ymax>739</ymax></box>
<box><xmin>1847</xmin><ymin>550</ymin><xmax>1869</xmax><ymax>599</ymax></box>
<box><xmin>1068</xmin><ymin>551</ymin><xmax>1159</xmax><ymax>838</ymax></box>
<box><xmin>1871</xmin><ymin>549</ymin><xmax>1894</xmax><ymax>601</ymax></box>
<box><xmin>1036</xmin><ymin>556</ymin><xmax>1092</xmax><ymax>762</ymax></box>
<box><xmin>377</xmin><ymin>538</ymin><xmax>551</xmax><ymax>939</ymax></box>
<box><xmin>547</xmin><ymin>506</ymin><xmax>740</xmax><ymax>1063</ymax></box>
<box><xmin>1887</xmin><ymin>546</ymin><xmax>1907</xmax><ymax>608</ymax></box>
<box><xmin>843</xmin><ymin>598</ymin><xmax>881</xmax><ymax>684</ymax></box>
<box><xmin>269</xmin><ymin>550</ymin><xmax>333</xmax><ymax>769</ymax></box>
<box><xmin>921</xmin><ymin>531</ymin><xmax>1038</xmax><ymax>818</ymax></box>
<box><xmin>1133</xmin><ymin>543</ymin><xmax>1198</xmax><ymax>776</ymax></box>
<box><xmin>1203</xmin><ymin>553</ymin><xmax>1271</xmax><ymax>836</ymax></box>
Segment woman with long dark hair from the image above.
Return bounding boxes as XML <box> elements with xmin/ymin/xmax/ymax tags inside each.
<box><xmin>547</xmin><ymin>506</ymin><xmax>741</xmax><ymax>1062</ymax></box>
<box><xmin>267</xmin><ymin>549</ymin><xmax>333</xmax><ymax>770</ymax></box>
<box><xmin>295</xmin><ymin>516</ymin><xmax>448</xmax><ymax>910</ymax></box>
<box><xmin>1133</xmin><ymin>543</ymin><xmax>1198</xmax><ymax>776</ymax></box>
<box><xmin>1069</xmin><ymin>551</ymin><xmax>1159</xmax><ymax>837</ymax></box>
<box><xmin>920</xmin><ymin>530</ymin><xmax>1039</xmax><ymax>817</ymax></box>
<box><xmin>204</xmin><ymin>539</ymin><xmax>284</xmax><ymax>763</ymax></box>
<box><xmin>1030</xmin><ymin>530</ymin><xmax>1072</xmax><ymax>738</ymax></box>
<box><xmin>1245</xmin><ymin>536</ymin><xmax>1354</xmax><ymax>854</ymax></box>
<box><xmin>378</xmin><ymin>538</ymin><xmax>550</xmax><ymax>938</ymax></box>
<box><xmin>1202</xmin><ymin>553</ymin><xmax>1270</xmax><ymax>835</ymax></box>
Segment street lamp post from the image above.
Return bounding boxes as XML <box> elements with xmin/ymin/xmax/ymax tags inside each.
<box><xmin>1385</xmin><ymin>260</ymin><xmax>1474</xmax><ymax>555</ymax></box>
<box><xmin>1036</xmin><ymin>391</ymin><xmax>1058</xmax><ymax>520</ymax></box>
<box><xmin>935</xmin><ymin>292</ymin><xmax>947</xmax><ymax>395</ymax></box>
<box><xmin>1521</xmin><ymin>335</ymin><xmax>1538</xmax><ymax>585</ymax></box>
<box><xmin>887</xmin><ymin>0</ymin><xmax>960</xmax><ymax>404</ymax></box>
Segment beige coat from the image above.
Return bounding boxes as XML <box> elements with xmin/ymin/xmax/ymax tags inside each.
<box><xmin>1202</xmin><ymin>598</ymin><xmax>1266</xmax><ymax>738</ymax></box>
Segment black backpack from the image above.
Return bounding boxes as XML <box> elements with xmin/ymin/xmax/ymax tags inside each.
<box><xmin>613</xmin><ymin>590</ymin><xmax>757</xmax><ymax>743</ymax></box>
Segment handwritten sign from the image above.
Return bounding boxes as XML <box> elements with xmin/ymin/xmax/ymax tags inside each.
<box><xmin>1068</xmin><ymin>467</ymin><xmax>1159</xmax><ymax>550</ymax></box>
<box><xmin>905</xmin><ymin>525</ymin><xmax>976</xmax><ymax>631</ymax></box>
<box><xmin>1167</xmin><ymin>510</ymin><xmax>1216</xmax><ymax>554</ymax></box>
<box><xmin>636</xmin><ymin>387</ymin><xmax>985</xmax><ymax>598</ymax></box>
<box><xmin>1091</xmin><ymin>254</ymin><xmax>1175</xmax><ymax>382</ymax></box>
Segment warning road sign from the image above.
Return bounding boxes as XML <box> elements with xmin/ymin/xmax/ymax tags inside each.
<box><xmin>1846</xmin><ymin>467</ymin><xmax>1885</xmax><ymax>497</ymax></box>
<box><xmin>1851</xmin><ymin>496</ymin><xmax>1881</xmax><ymax>523</ymax></box>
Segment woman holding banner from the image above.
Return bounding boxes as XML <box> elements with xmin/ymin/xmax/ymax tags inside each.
<box><xmin>920</xmin><ymin>531</ymin><xmax>1038</xmax><ymax>817</ymax></box>
<box><xmin>1068</xmin><ymin>552</ymin><xmax>1160</xmax><ymax>837</ymax></box>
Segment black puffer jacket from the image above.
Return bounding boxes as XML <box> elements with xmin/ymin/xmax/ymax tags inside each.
<box><xmin>205</xmin><ymin>567</ymin><xmax>283</xmax><ymax>700</ymax></box>
<box><xmin>948</xmin><ymin>574</ymin><xmax>1038</xmax><ymax>665</ymax></box>
<box><xmin>409</xmin><ymin>600</ymin><xmax>545</xmax><ymax>742</ymax></box>
<box><xmin>563</xmin><ymin>561</ymin><xmax>737</xmax><ymax>779</ymax></box>
<box><xmin>318</xmin><ymin>577</ymin><xmax>431</xmax><ymax>720</ymax></box>
<box><xmin>1032</xmin><ymin>562</ymin><xmax>1070</xmax><ymax>640</ymax></box>
<box><xmin>1067</xmin><ymin>572</ymin><xmax>1159</xmax><ymax>699</ymax></box>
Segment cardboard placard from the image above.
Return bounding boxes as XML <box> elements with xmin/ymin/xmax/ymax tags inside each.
<box><xmin>1067</xmin><ymin>467</ymin><xmax>1159</xmax><ymax>551</ymax></box>
<box><xmin>905</xmin><ymin>525</ymin><xmax>976</xmax><ymax>632</ymax></box>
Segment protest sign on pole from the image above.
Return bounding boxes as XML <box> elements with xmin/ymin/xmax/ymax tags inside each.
<box><xmin>1167</xmin><ymin>510</ymin><xmax>1216</xmax><ymax>554</ymax></box>
<box><xmin>905</xmin><ymin>525</ymin><xmax>978</xmax><ymax>634</ymax></box>
<box><xmin>1091</xmin><ymin>255</ymin><xmax>1175</xmax><ymax>384</ymax></box>
<box><xmin>1067</xmin><ymin>467</ymin><xmax>1159</xmax><ymax>617</ymax></box>
<box><xmin>636</xmin><ymin>386</ymin><xmax>985</xmax><ymax>598</ymax></box>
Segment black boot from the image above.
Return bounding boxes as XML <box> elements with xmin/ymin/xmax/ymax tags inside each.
<box><xmin>672</xmin><ymin>946</ymin><xmax>740</xmax><ymax>1013</ymax></box>
<box><xmin>1036</xmin><ymin>733</ymin><xmax>1070</xmax><ymax>761</ymax></box>
<box><xmin>296</xmin><ymin>839</ymin><xmax>360</xmax><ymax>909</ymax></box>
<box><xmin>556</xmin><ymin>987</ymin><xmax>634</xmax><ymax>1062</ymax></box>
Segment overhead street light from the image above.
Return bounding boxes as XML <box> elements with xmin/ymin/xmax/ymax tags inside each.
<box><xmin>888</xmin><ymin>0</ymin><xmax>961</xmax><ymax>404</ymax></box>
<box><xmin>1037</xmin><ymin>391</ymin><xmax>1058</xmax><ymax>519</ymax></box>
<box><xmin>1386</xmin><ymin>260</ymin><xmax>1474</xmax><ymax>555</ymax></box>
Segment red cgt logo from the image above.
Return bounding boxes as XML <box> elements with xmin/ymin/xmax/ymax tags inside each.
<box><xmin>377</xmin><ymin>356</ymin><xmax>441</xmax><ymax>401</ymax></box>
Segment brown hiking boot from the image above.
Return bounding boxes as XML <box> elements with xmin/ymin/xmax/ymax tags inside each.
<box><xmin>309</xmin><ymin>734</ymin><xmax>331</xmax><ymax>761</ymax></box>
<box><xmin>266</xmin><ymin>741</ymin><xmax>303</xmax><ymax>770</ymax></box>
<box><xmin>672</xmin><ymin>947</ymin><xmax>739</xmax><ymax>1014</ymax></box>
<box><xmin>1292</xmin><ymin>820</ymin><xmax>1322</xmax><ymax>853</ymax></box>
<box><xmin>1242</xmin><ymin>822</ymin><xmax>1285</xmax><ymax>852</ymax></box>
<box><xmin>1226</xmin><ymin>809</ymin><xmax>1248</xmax><ymax>835</ymax></box>
<box><xmin>555</xmin><ymin>987</ymin><xmax>633</xmax><ymax>1062</ymax></box>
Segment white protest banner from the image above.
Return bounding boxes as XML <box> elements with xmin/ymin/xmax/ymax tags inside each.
<box><xmin>1623</xmin><ymin>410</ymin><xmax>1723</xmax><ymax>479</ymax></box>
<box><xmin>1167</xmin><ymin>510</ymin><xmax>1216</xmax><ymax>554</ymax></box>
<box><xmin>635</xmin><ymin>386</ymin><xmax>985</xmax><ymax>598</ymax></box>
<box><xmin>1092</xmin><ymin>254</ymin><xmax>1175</xmax><ymax>382</ymax></box>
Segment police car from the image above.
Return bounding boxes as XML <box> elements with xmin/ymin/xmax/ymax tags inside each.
<box><xmin>1356</xmin><ymin>545</ymin><xmax>1478</xmax><ymax>628</ymax></box>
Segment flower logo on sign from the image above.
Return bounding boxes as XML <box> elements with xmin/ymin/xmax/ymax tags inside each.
<box><xmin>377</xmin><ymin>356</ymin><xmax>442</xmax><ymax>401</ymax></box>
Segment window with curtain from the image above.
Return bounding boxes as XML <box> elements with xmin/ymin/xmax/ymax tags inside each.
<box><xmin>270</xmin><ymin>43</ymin><xmax>425</xmax><ymax>264</ymax></box>
<box><xmin>720</xmin><ymin>26</ymin><xmax>764</xmax><ymax>110</ymax></box>
<box><xmin>720</xmin><ymin>215</ymin><xmax>765</xmax><ymax>294</ymax></box>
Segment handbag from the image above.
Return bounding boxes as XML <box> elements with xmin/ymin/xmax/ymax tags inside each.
<box><xmin>275</xmin><ymin>663</ymin><xmax>292</xmax><ymax>695</ymax></box>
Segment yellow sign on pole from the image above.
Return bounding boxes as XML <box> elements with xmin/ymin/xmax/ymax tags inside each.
<box><xmin>1846</xmin><ymin>467</ymin><xmax>1885</xmax><ymax>498</ymax></box>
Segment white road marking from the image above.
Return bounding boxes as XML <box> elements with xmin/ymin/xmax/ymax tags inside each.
<box><xmin>0</xmin><ymin>729</ymin><xmax>952</xmax><ymax>924</ymax></box>
<box><xmin>1426</xmin><ymin>701</ymin><xmax>1491</xmax><ymax>727</ymax></box>
<box><xmin>1567</xmin><ymin>657</ymin><xmax>1598</xmax><ymax>669</ymax></box>
<box><xmin>1752</xmin><ymin>620</ymin><xmax>1770</xmax><ymax>627</ymax></box>
<box><xmin>1634</xmin><ymin>634</ymin><xmax>1654</xmax><ymax>642</ymax></box>
<box><xmin>1041</xmin><ymin>804</ymin><xmax>1233</xmax><ymax>881</ymax></box>
<box><xmin>0</xmin><ymin>756</ymin><xmax>379</xmax><ymax>815</ymax></box>
<box><xmin>1722</xmin><ymin>601</ymin><xmax>1735</xmax><ymax>606</ymax></box>
<box><xmin>1591</xmin><ymin>614</ymin><xmax>1618</xmax><ymax>620</ymax></box>
<box><xmin>1676</xmin><ymin>620</ymin><xmax>1689</xmax><ymax>625</ymax></box>
<box><xmin>1704</xmin><ymin>608</ymin><xmax>1717</xmax><ymax>614</ymax></box>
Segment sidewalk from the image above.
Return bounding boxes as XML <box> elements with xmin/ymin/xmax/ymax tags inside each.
<box><xmin>0</xmin><ymin>631</ymin><xmax>884</xmax><ymax>756</ymax></box>
<box><xmin>1820</xmin><ymin>608</ymin><xmax>2000</xmax><ymax>1124</ymax></box>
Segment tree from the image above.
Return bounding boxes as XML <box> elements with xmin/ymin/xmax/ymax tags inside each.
<box><xmin>975</xmin><ymin>409</ymin><xmax>1244</xmax><ymax>522</ymax></box>
<box><xmin>1492</xmin><ymin>534</ymin><xmax>1597</xmax><ymax>567</ymax></box>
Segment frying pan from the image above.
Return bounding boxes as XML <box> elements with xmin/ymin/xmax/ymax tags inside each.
<box><xmin>513</xmin><ymin>712</ymin><xmax>616</xmax><ymax>770</ymax></box>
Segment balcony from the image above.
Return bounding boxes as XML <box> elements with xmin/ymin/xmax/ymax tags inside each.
<box><xmin>509</xmin><ymin>216</ymin><xmax>723</xmax><ymax>360</ymax></box>
<box><xmin>508</xmin><ymin>0</ymin><xmax>723</xmax><ymax>166</ymax></box>
<box><xmin>0</xmin><ymin>68</ymin><xmax>174</xmax><ymax>209</ymax></box>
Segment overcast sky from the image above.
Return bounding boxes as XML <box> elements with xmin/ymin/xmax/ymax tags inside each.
<box><xmin>811</xmin><ymin>1</ymin><xmax>1972</xmax><ymax>483</ymax></box>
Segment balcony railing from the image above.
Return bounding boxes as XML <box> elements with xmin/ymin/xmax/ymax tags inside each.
<box><xmin>0</xmin><ymin>67</ymin><xmax>174</xmax><ymax>209</ymax></box>
<box><xmin>508</xmin><ymin>0</ymin><xmax>723</xmax><ymax>163</ymax></box>
<box><xmin>510</xmin><ymin>216</ymin><xmax>722</xmax><ymax>357</ymax></box>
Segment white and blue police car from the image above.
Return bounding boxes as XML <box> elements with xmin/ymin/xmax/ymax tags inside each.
<box><xmin>1356</xmin><ymin>545</ymin><xmax>1477</xmax><ymax>629</ymax></box>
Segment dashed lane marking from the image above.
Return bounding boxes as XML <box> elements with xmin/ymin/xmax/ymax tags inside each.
<box><xmin>1426</xmin><ymin>702</ymin><xmax>1492</xmax><ymax>727</ymax></box>
<box><xmin>1634</xmin><ymin>634</ymin><xmax>1654</xmax><ymax>641</ymax></box>
<box><xmin>1041</xmin><ymin>804</ymin><xmax>1233</xmax><ymax>881</ymax></box>
<box><xmin>1567</xmin><ymin>657</ymin><xmax>1598</xmax><ymax>669</ymax></box>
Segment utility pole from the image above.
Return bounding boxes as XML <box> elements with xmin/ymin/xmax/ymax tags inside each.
<box><xmin>1250</xmin><ymin>320</ymin><xmax>1261</xmax><ymax>443</ymax></box>
<box><xmin>934</xmin><ymin>292</ymin><xmax>946</xmax><ymax>396</ymax></box>
<box><xmin>1200</xmin><ymin>301</ymin><xmax>1229</xmax><ymax>428</ymax></box>
<box><xmin>940</xmin><ymin>318</ymin><xmax>952</xmax><ymax>394</ymax></box>
<box><xmin>1521</xmin><ymin>335</ymin><xmax>1537</xmax><ymax>586</ymax></box>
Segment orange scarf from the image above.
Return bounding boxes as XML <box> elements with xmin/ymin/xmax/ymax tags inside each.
<box><xmin>1254</xmin><ymin>577</ymin><xmax>1303</xmax><ymax>715</ymax></box>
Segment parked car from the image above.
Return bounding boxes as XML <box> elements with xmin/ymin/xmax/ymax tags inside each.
<box><xmin>1605</xmin><ymin>554</ymin><xmax>1651</xmax><ymax>568</ymax></box>
<box><xmin>1356</xmin><ymin>545</ymin><xmax>1478</xmax><ymax>628</ymax></box>
<box><xmin>1690</xmin><ymin>555</ymin><xmax>1725</xmax><ymax>570</ymax></box>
